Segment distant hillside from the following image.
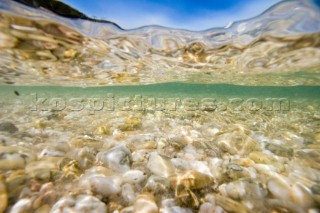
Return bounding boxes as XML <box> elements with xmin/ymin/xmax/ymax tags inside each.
<box><xmin>12</xmin><ymin>0</ymin><xmax>122</xmax><ymax>28</ymax></box>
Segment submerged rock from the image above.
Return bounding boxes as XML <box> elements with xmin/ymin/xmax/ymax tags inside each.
<box><xmin>79</xmin><ymin>166</ymin><xmax>122</xmax><ymax>197</ymax></box>
<box><xmin>33</xmin><ymin>182</ymin><xmax>58</xmax><ymax>208</ymax></box>
<box><xmin>123</xmin><ymin>170</ymin><xmax>146</xmax><ymax>184</ymax></box>
<box><xmin>219</xmin><ymin>179</ymin><xmax>268</xmax><ymax>211</ymax></box>
<box><xmin>199</xmin><ymin>202</ymin><xmax>215</xmax><ymax>213</ymax></box>
<box><xmin>119</xmin><ymin>117</ymin><xmax>142</xmax><ymax>131</ymax></box>
<box><xmin>144</xmin><ymin>175</ymin><xmax>171</xmax><ymax>194</ymax></box>
<box><xmin>0</xmin><ymin>176</ymin><xmax>8</xmax><ymax>213</ymax></box>
<box><xmin>121</xmin><ymin>183</ymin><xmax>136</xmax><ymax>204</ymax></box>
<box><xmin>0</xmin><ymin>146</ymin><xmax>35</xmax><ymax>170</ymax></box>
<box><xmin>5</xmin><ymin>170</ymin><xmax>29</xmax><ymax>201</ymax></box>
<box><xmin>216</xmin><ymin>132</ymin><xmax>260</xmax><ymax>156</ymax></box>
<box><xmin>51</xmin><ymin>195</ymin><xmax>106</xmax><ymax>213</ymax></box>
<box><xmin>267</xmin><ymin>175</ymin><xmax>313</xmax><ymax>210</ymax></box>
<box><xmin>170</xmin><ymin>170</ymin><xmax>214</xmax><ymax>207</ymax></box>
<box><xmin>265</xmin><ymin>143</ymin><xmax>293</xmax><ymax>158</ymax></box>
<box><xmin>134</xmin><ymin>193</ymin><xmax>158</xmax><ymax>213</ymax></box>
<box><xmin>215</xmin><ymin>194</ymin><xmax>248</xmax><ymax>213</ymax></box>
<box><xmin>97</xmin><ymin>145</ymin><xmax>132</xmax><ymax>172</ymax></box>
<box><xmin>162</xmin><ymin>206</ymin><xmax>193</xmax><ymax>213</ymax></box>
<box><xmin>95</xmin><ymin>125</ymin><xmax>111</xmax><ymax>135</ymax></box>
<box><xmin>25</xmin><ymin>158</ymin><xmax>59</xmax><ymax>181</ymax></box>
<box><xmin>10</xmin><ymin>198</ymin><xmax>33</xmax><ymax>213</ymax></box>
<box><xmin>82</xmin><ymin>174</ymin><xmax>122</xmax><ymax>197</ymax></box>
<box><xmin>0</xmin><ymin>122</ymin><xmax>18</xmax><ymax>133</ymax></box>
<box><xmin>147</xmin><ymin>152</ymin><xmax>175</xmax><ymax>178</ymax></box>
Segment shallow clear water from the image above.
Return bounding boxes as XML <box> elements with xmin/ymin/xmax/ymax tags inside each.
<box><xmin>0</xmin><ymin>0</ymin><xmax>320</xmax><ymax>212</ymax></box>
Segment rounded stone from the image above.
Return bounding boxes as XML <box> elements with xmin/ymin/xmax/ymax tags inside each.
<box><xmin>97</xmin><ymin>145</ymin><xmax>132</xmax><ymax>172</ymax></box>
<box><xmin>134</xmin><ymin>193</ymin><xmax>158</xmax><ymax>213</ymax></box>
<box><xmin>122</xmin><ymin>170</ymin><xmax>146</xmax><ymax>184</ymax></box>
<box><xmin>87</xmin><ymin>175</ymin><xmax>121</xmax><ymax>197</ymax></box>
<box><xmin>0</xmin><ymin>176</ymin><xmax>8</xmax><ymax>213</ymax></box>
<box><xmin>0</xmin><ymin>122</ymin><xmax>18</xmax><ymax>133</ymax></box>
<box><xmin>147</xmin><ymin>152</ymin><xmax>175</xmax><ymax>178</ymax></box>
<box><xmin>10</xmin><ymin>198</ymin><xmax>33</xmax><ymax>213</ymax></box>
<box><xmin>51</xmin><ymin>195</ymin><xmax>106</xmax><ymax>213</ymax></box>
<box><xmin>0</xmin><ymin>146</ymin><xmax>36</xmax><ymax>170</ymax></box>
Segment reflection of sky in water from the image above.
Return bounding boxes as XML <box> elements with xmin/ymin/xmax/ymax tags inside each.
<box><xmin>0</xmin><ymin>0</ymin><xmax>319</xmax><ymax>86</ymax></box>
<box><xmin>61</xmin><ymin>0</ymin><xmax>281</xmax><ymax>30</ymax></box>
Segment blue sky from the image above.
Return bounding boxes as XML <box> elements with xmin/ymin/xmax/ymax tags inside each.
<box><xmin>61</xmin><ymin>0</ymin><xmax>282</xmax><ymax>30</ymax></box>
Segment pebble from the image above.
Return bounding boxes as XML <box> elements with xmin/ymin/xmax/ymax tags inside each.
<box><xmin>73</xmin><ymin>147</ymin><xmax>95</xmax><ymax>169</ymax></box>
<box><xmin>133</xmin><ymin>193</ymin><xmax>158</xmax><ymax>213</ymax></box>
<box><xmin>33</xmin><ymin>182</ymin><xmax>57</xmax><ymax>208</ymax></box>
<box><xmin>265</xmin><ymin>143</ymin><xmax>293</xmax><ymax>158</ymax></box>
<box><xmin>0</xmin><ymin>176</ymin><xmax>8</xmax><ymax>213</ymax></box>
<box><xmin>39</xmin><ymin>148</ymin><xmax>65</xmax><ymax>158</ymax></box>
<box><xmin>208</xmin><ymin>158</ymin><xmax>224</xmax><ymax>181</ymax></box>
<box><xmin>217</xmin><ymin>132</ymin><xmax>259</xmax><ymax>156</ymax></box>
<box><xmin>97</xmin><ymin>145</ymin><xmax>132</xmax><ymax>172</ymax></box>
<box><xmin>119</xmin><ymin>117</ymin><xmax>142</xmax><ymax>131</ymax></box>
<box><xmin>95</xmin><ymin>125</ymin><xmax>111</xmax><ymax>135</ymax></box>
<box><xmin>83</xmin><ymin>174</ymin><xmax>122</xmax><ymax>197</ymax></box>
<box><xmin>25</xmin><ymin>158</ymin><xmax>58</xmax><ymax>180</ymax></box>
<box><xmin>126</xmin><ymin>135</ymin><xmax>157</xmax><ymax>150</ymax></box>
<box><xmin>0</xmin><ymin>146</ymin><xmax>35</xmax><ymax>170</ymax></box>
<box><xmin>162</xmin><ymin>206</ymin><xmax>193</xmax><ymax>213</ymax></box>
<box><xmin>80</xmin><ymin>168</ymin><xmax>120</xmax><ymax>195</ymax></box>
<box><xmin>161</xmin><ymin>198</ymin><xmax>176</xmax><ymax>209</ymax></box>
<box><xmin>5</xmin><ymin>170</ymin><xmax>28</xmax><ymax>200</ymax></box>
<box><xmin>122</xmin><ymin>170</ymin><xmax>146</xmax><ymax>184</ymax></box>
<box><xmin>171</xmin><ymin>158</ymin><xmax>212</xmax><ymax>176</ymax></box>
<box><xmin>171</xmin><ymin>170</ymin><xmax>214</xmax><ymax>190</ymax></box>
<box><xmin>0</xmin><ymin>122</ymin><xmax>18</xmax><ymax>133</ymax></box>
<box><xmin>267</xmin><ymin>175</ymin><xmax>313</xmax><ymax>209</ymax></box>
<box><xmin>215</xmin><ymin>194</ymin><xmax>248</xmax><ymax>213</ymax></box>
<box><xmin>51</xmin><ymin>195</ymin><xmax>106</xmax><ymax>213</ymax></box>
<box><xmin>144</xmin><ymin>175</ymin><xmax>171</xmax><ymax>193</ymax></box>
<box><xmin>311</xmin><ymin>184</ymin><xmax>320</xmax><ymax>194</ymax></box>
<box><xmin>205</xmin><ymin>193</ymin><xmax>216</xmax><ymax>206</ymax></box>
<box><xmin>199</xmin><ymin>202</ymin><xmax>215</xmax><ymax>213</ymax></box>
<box><xmin>132</xmin><ymin>150</ymin><xmax>149</xmax><ymax>162</ymax></box>
<box><xmin>214</xmin><ymin>206</ymin><xmax>224</xmax><ymax>213</ymax></box>
<box><xmin>147</xmin><ymin>152</ymin><xmax>175</xmax><ymax>178</ymax></box>
<box><xmin>120</xmin><ymin>206</ymin><xmax>134</xmax><ymax>213</ymax></box>
<box><xmin>10</xmin><ymin>198</ymin><xmax>33</xmax><ymax>213</ymax></box>
<box><xmin>35</xmin><ymin>205</ymin><xmax>51</xmax><ymax>213</ymax></box>
<box><xmin>121</xmin><ymin>183</ymin><xmax>136</xmax><ymax>204</ymax></box>
<box><xmin>171</xmin><ymin>170</ymin><xmax>214</xmax><ymax>207</ymax></box>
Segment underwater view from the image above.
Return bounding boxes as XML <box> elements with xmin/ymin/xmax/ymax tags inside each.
<box><xmin>0</xmin><ymin>0</ymin><xmax>320</xmax><ymax>212</ymax></box>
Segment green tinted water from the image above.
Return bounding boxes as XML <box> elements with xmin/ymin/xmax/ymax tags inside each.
<box><xmin>2</xmin><ymin>83</ymin><xmax>320</xmax><ymax>98</ymax></box>
<box><xmin>1</xmin><ymin>83</ymin><xmax>319</xmax><ymax>113</ymax></box>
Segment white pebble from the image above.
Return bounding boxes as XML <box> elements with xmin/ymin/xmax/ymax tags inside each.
<box><xmin>87</xmin><ymin>175</ymin><xmax>121</xmax><ymax>196</ymax></box>
<box><xmin>121</xmin><ymin>183</ymin><xmax>136</xmax><ymax>204</ymax></box>
<box><xmin>134</xmin><ymin>193</ymin><xmax>158</xmax><ymax>213</ymax></box>
<box><xmin>123</xmin><ymin>170</ymin><xmax>146</xmax><ymax>184</ymax></box>
<box><xmin>51</xmin><ymin>195</ymin><xmax>106</xmax><ymax>213</ymax></box>
<box><xmin>97</xmin><ymin>145</ymin><xmax>131</xmax><ymax>172</ymax></box>
<box><xmin>10</xmin><ymin>198</ymin><xmax>32</xmax><ymax>213</ymax></box>
<box><xmin>147</xmin><ymin>152</ymin><xmax>175</xmax><ymax>178</ymax></box>
<box><xmin>199</xmin><ymin>202</ymin><xmax>215</xmax><ymax>213</ymax></box>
